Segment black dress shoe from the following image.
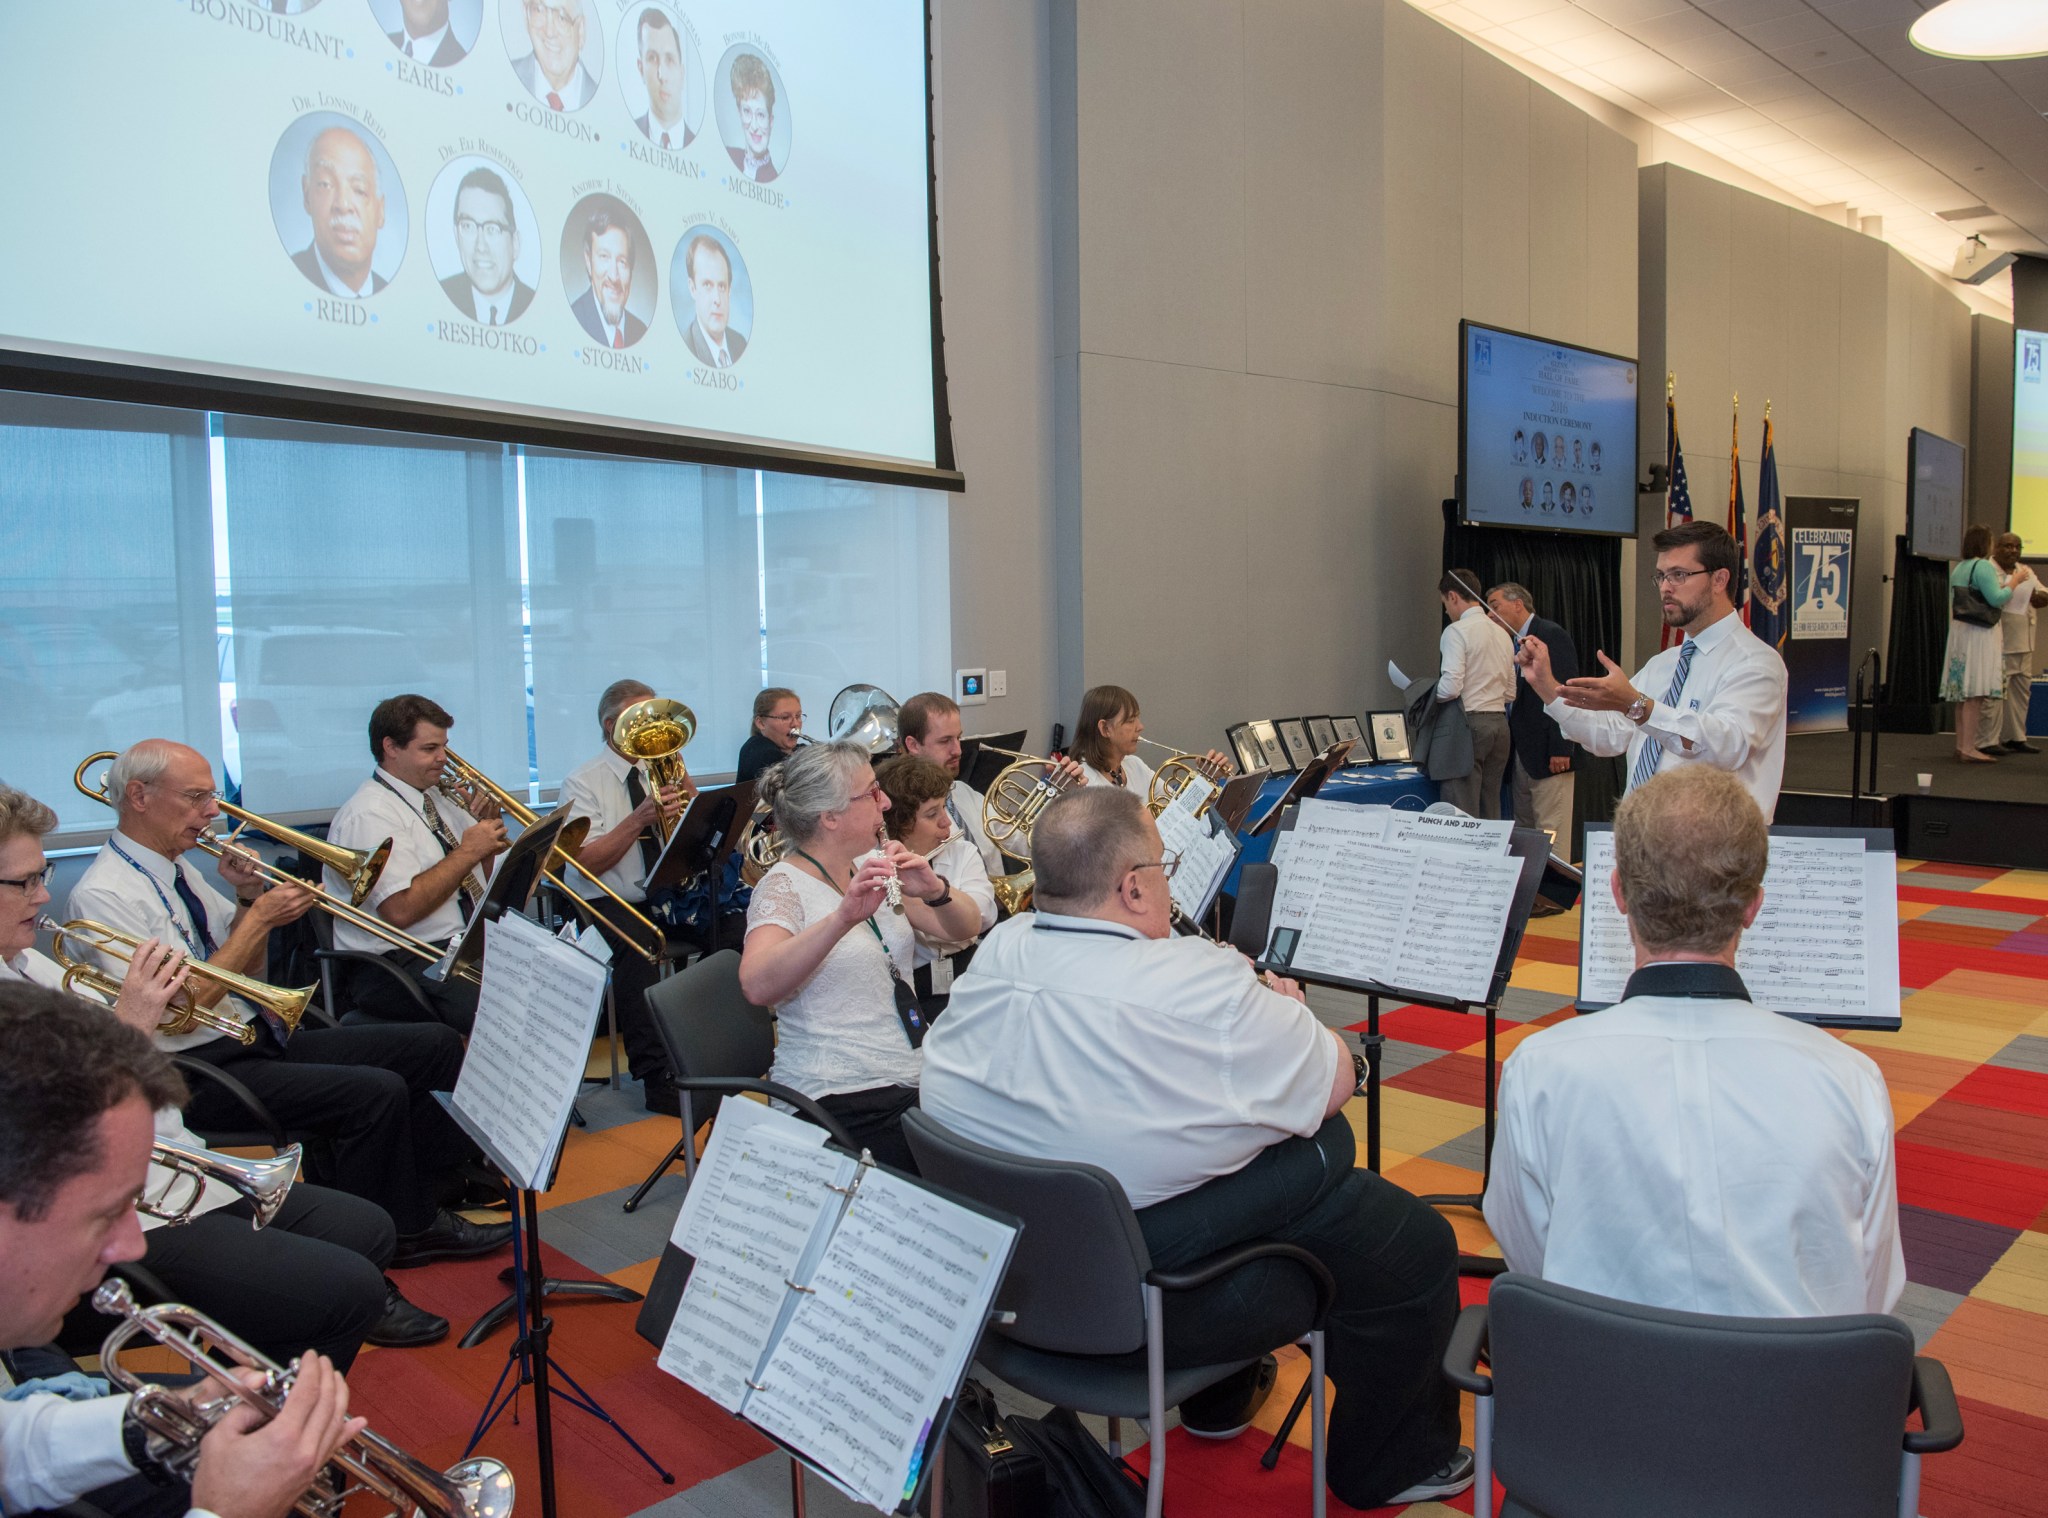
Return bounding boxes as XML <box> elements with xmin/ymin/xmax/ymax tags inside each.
<box><xmin>2004</xmin><ymin>741</ymin><xmax>2041</xmax><ymax>754</ymax></box>
<box><xmin>642</xmin><ymin>1076</ymin><xmax>682</xmax><ymax>1117</ymax></box>
<box><xmin>1527</xmin><ymin>897</ymin><xmax>1566</xmax><ymax>917</ymax></box>
<box><xmin>366</xmin><ymin>1277</ymin><xmax>449</xmax><ymax>1347</ymax></box>
<box><xmin>1179</xmin><ymin>1353</ymin><xmax>1278</xmax><ymax>1440</ymax></box>
<box><xmin>391</xmin><ymin>1209</ymin><xmax>515</xmax><ymax>1268</ymax></box>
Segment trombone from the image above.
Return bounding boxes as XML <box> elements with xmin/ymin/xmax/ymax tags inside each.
<box><xmin>439</xmin><ymin>749</ymin><xmax>666</xmax><ymax>965</ymax></box>
<box><xmin>146</xmin><ymin>1139</ymin><xmax>302</xmax><ymax>1228</ymax></box>
<box><xmin>1134</xmin><ymin>736</ymin><xmax>1234</xmax><ymax>817</ymax></box>
<box><xmin>73</xmin><ymin>753</ymin><xmax>472</xmax><ymax>985</ymax></box>
<box><xmin>43</xmin><ymin>917</ymin><xmax>311</xmax><ymax>1046</ymax></box>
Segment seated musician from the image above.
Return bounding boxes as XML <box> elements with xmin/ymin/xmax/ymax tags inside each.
<box><xmin>873</xmin><ymin>755</ymin><xmax>995</xmax><ymax>1021</ymax></box>
<box><xmin>1069</xmin><ymin>684</ymin><xmax>1232</xmax><ymax>796</ymax></box>
<box><xmin>896</xmin><ymin>691</ymin><xmax>1003</xmax><ymax>875</ymax></box>
<box><xmin>324</xmin><ymin>694</ymin><xmax>507</xmax><ymax>1036</ymax></box>
<box><xmin>921</xmin><ymin>786</ymin><xmax>1472</xmax><ymax>1510</ymax></box>
<box><xmin>2</xmin><ymin>783</ymin><xmax>444</xmax><ymax>1359</ymax></box>
<box><xmin>68</xmin><ymin>741</ymin><xmax>510</xmax><ymax>1269</ymax></box>
<box><xmin>558</xmin><ymin>679</ymin><xmax>692</xmax><ymax>1116</ymax></box>
<box><xmin>1484</xmin><ymin>768</ymin><xmax>1905</xmax><ymax>1316</ymax></box>
<box><xmin>737</xmin><ymin>741</ymin><xmax>980</xmax><ymax>1171</ymax></box>
<box><xmin>0</xmin><ymin>982</ymin><xmax>364</xmax><ymax>1518</ymax></box>
<box><xmin>736</xmin><ymin>686</ymin><xmax>803</xmax><ymax>782</ymax></box>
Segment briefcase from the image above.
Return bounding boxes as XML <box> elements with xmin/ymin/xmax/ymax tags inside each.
<box><xmin>918</xmin><ymin>1378</ymin><xmax>1046</xmax><ymax>1518</ymax></box>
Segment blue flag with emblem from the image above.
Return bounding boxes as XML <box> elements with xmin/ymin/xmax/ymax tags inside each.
<box><xmin>1751</xmin><ymin>412</ymin><xmax>1787</xmax><ymax>650</ymax></box>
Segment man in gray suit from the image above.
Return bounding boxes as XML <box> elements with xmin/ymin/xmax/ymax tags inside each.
<box><xmin>438</xmin><ymin>167</ymin><xmax>534</xmax><ymax>324</ymax></box>
<box><xmin>680</xmin><ymin>234</ymin><xmax>746</xmax><ymax>366</ymax></box>
<box><xmin>512</xmin><ymin>0</ymin><xmax>598</xmax><ymax>111</ymax></box>
<box><xmin>386</xmin><ymin>0</ymin><xmax>470</xmax><ymax>66</ymax></box>
<box><xmin>290</xmin><ymin>127</ymin><xmax>388</xmax><ymax>299</ymax></box>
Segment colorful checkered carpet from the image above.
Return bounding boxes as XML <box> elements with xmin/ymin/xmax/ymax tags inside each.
<box><xmin>346</xmin><ymin>860</ymin><xmax>2048</xmax><ymax>1516</ymax></box>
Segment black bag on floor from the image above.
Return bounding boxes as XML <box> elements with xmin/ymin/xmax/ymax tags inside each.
<box><xmin>919</xmin><ymin>1379</ymin><xmax>1046</xmax><ymax>1518</ymax></box>
<box><xmin>1002</xmin><ymin>1406</ymin><xmax>1146</xmax><ymax>1518</ymax></box>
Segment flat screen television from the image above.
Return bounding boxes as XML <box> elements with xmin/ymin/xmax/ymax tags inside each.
<box><xmin>1907</xmin><ymin>427</ymin><xmax>1965</xmax><ymax>560</ymax></box>
<box><xmin>1459</xmin><ymin>320</ymin><xmax>1638</xmax><ymax>536</ymax></box>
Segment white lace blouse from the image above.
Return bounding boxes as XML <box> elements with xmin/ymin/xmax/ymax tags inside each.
<box><xmin>745</xmin><ymin>861</ymin><xmax>922</xmax><ymax>1099</ymax></box>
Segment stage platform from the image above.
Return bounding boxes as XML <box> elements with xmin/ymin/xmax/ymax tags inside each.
<box><xmin>1779</xmin><ymin>730</ymin><xmax>2047</xmax><ymax>869</ymax></box>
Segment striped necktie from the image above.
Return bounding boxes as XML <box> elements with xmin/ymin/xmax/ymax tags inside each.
<box><xmin>1628</xmin><ymin>638</ymin><xmax>1697</xmax><ymax>792</ymax></box>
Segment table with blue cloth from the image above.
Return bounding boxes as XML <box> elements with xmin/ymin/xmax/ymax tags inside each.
<box><xmin>1223</xmin><ymin>763</ymin><xmax>1440</xmax><ymax>896</ymax></box>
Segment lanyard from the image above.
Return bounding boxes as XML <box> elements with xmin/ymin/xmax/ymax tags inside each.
<box><xmin>108</xmin><ymin>838</ymin><xmax>205</xmax><ymax>958</ymax></box>
<box><xmin>372</xmin><ymin>771</ymin><xmax>444</xmax><ymax>852</ymax></box>
<box><xmin>792</xmin><ymin>847</ymin><xmax>892</xmax><ymax>954</ymax></box>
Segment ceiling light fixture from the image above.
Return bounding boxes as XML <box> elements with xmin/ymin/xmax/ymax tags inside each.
<box><xmin>1909</xmin><ymin>0</ymin><xmax>2048</xmax><ymax>60</ymax></box>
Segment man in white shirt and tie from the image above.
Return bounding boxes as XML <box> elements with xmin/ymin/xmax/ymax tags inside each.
<box><xmin>1434</xmin><ymin>568</ymin><xmax>1516</xmax><ymax>819</ymax></box>
<box><xmin>325</xmin><ymin>694</ymin><xmax>509</xmax><ymax>1035</ymax></box>
<box><xmin>438</xmin><ymin>167</ymin><xmax>535</xmax><ymax>325</ymax></box>
<box><xmin>512</xmin><ymin>0</ymin><xmax>599</xmax><ymax>112</ymax></box>
<box><xmin>557</xmin><ymin>679</ymin><xmax>692</xmax><ymax>1114</ymax></box>
<box><xmin>1517</xmin><ymin>520</ymin><xmax>1788</xmax><ymax>819</ymax></box>
<box><xmin>680</xmin><ymin>234</ymin><xmax>748</xmax><ymax>368</ymax></box>
<box><xmin>1484</xmin><ymin>766</ymin><xmax>1903</xmax><ymax>1317</ymax></box>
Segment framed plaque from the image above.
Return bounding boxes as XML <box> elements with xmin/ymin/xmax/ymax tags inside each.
<box><xmin>1369</xmin><ymin>712</ymin><xmax>1410</xmax><ymax>762</ymax></box>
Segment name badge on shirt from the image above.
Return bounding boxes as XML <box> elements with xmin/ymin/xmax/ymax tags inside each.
<box><xmin>931</xmin><ymin>956</ymin><xmax>954</xmax><ymax>994</ymax></box>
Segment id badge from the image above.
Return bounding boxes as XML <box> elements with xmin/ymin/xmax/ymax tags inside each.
<box><xmin>931</xmin><ymin>955</ymin><xmax>954</xmax><ymax>994</ymax></box>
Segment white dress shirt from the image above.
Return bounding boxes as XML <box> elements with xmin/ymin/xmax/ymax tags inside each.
<box><xmin>326</xmin><ymin>769</ymin><xmax>478</xmax><ymax>954</ymax></box>
<box><xmin>558</xmin><ymin>748</ymin><xmax>655</xmax><ymax>904</ymax></box>
<box><xmin>946</xmin><ymin>778</ymin><xmax>1004</xmax><ymax>876</ymax></box>
<box><xmin>1</xmin><ymin>948</ymin><xmax>237</xmax><ymax>1228</ymax></box>
<box><xmin>1078</xmin><ymin>753</ymin><xmax>1155</xmax><ymax>797</ymax></box>
<box><xmin>1436</xmin><ymin>605</ymin><xmax>1516</xmax><ymax>713</ymax></box>
<box><xmin>744</xmin><ymin>861</ymin><xmax>920</xmax><ymax>1100</ymax></box>
<box><xmin>68</xmin><ymin>833</ymin><xmax>255</xmax><ymax>1050</ymax></box>
<box><xmin>2000</xmin><ymin>563</ymin><xmax>2039</xmax><ymax>656</ymax></box>
<box><xmin>1483</xmin><ymin>982</ymin><xmax>1904</xmax><ymax>1318</ymax></box>
<box><xmin>0</xmin><ymin>1387</ymin><xmax>138</xmax><ymax>1515</ymax></box>
<box><xmin>394</xmin><ymin>20</ymin><xmax>450</xmax><ymax>59</ymax></box>
<box><xmin>1546</xmin><ymin>610</ymin><xmax>1788</xmax><ymax>819</ymax></box>
<box><xmin>914</xmin><ymin>832</ymin><xmax>997</xmax><ymax>965</ymax></box>
<box><xmin>921</xmin><ymin>912</ymin><xmax>1338</xmax><ymax>1209</ymax></box>
<box><xmin>467</xmin><ymin>279</ymin><xmax>517</xmax><ymax>328</ymax></box>
<box><xmin>309</xmin><ymin>241</ymin><xmax>371</xmax><ymax>299</ymax></box>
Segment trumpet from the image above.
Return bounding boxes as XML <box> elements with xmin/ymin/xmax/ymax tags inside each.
<box><xmin>438</xmin><ymin>748</ymin><xmax>666</xmax><ymax>965</ymax></box>
<box><xmin>611</xmin><ymin>696</ymin><xmax>697</xmax><ymax>845</ymax></box>
<box><xmin>146</xmin><ymin>1138</ymin><xmax>302</xmax><ymax>1228</ymax></box>
<box><xmin>93</xmin><ymin>1279</ymin><xmax>515</xmax><ymax>1518</ymax></box>
<box><xmin>1134</xmin><ymin>736</ymin><xmax>1233</xmax><ymax>817</ymax></box>
<box><xmin>73</xmin><ymin>753</ymin><xmax>476</xmax><ymax>986</ymax></box>
<box><xmin>44</xmin><ymin>917</ymin><xmax>311</xmax><ymax>1046</ymax></box>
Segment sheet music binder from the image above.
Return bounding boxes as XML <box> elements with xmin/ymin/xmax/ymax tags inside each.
<box><xmin>652</xmin><ymin>1102</ymin><xmax>1019</xmax><ymax>1515</ymax></box>
<box><xmin>1574</xmin><ymin>823</ymin><xmax>1901</xmax><ymax>1030</ymax></box>
<box><xmin>643</xmin><ymin>779</ymin><xmax>756</xmax><ymax>894</ymax></box>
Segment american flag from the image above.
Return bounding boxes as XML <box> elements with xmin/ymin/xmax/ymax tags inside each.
<box><xmin>1662</xmin><ymin>391</ymin><xmax>1691</xmax><ymax>649</ymax></box>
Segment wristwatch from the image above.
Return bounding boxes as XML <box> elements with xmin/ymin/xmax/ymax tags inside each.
<box><xmin>1625</xmin><ymin>693</ymin><xmax>1652</xmax><ymax>725</ymax></box>
<box><xmin>1351</xmin><ymin>1052</ymin><xmax>1369</xmax><ymax>1094</ymax></box>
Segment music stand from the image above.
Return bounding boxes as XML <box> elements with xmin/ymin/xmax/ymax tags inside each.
<box><xmin>643</xmin><ymin>779</ymin><xmax>755</xmax><ymax>955</ymax></box>
<box><xmin>963</xmin><ymin>730</ymin><xmax>1028</xmax><ymax>795</ymax></box>
<box><xmin>1211</xmin><ymin>768</ymin><xmax>1273</xmax><ymax>834</ymax></box>
<box><xmin>1243</xmin><ymin>740</ymin><xmax>1355</xmax><ymax>837</ymax></box>
<box><xmin>433</xmin><ymin>811</ymin><xmax>571</xmax><ymax>987</ymax></box>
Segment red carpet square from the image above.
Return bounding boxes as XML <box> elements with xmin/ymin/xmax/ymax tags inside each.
<box><xmin>1896</xmin><ymin>1141</ymin><xmax>2048</xmax><ymax>1230</ymax></box>
<box><xmin>1945</xmin><ymin>1064</ymin><xmax>2048</xmax><ymax>1119</ymax></box>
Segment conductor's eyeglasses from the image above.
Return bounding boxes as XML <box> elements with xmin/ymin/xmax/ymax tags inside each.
<box><xmin>1650</xmin><ymin>567</ymin><xmax>1711</xmax><ymax>588</ymax></box>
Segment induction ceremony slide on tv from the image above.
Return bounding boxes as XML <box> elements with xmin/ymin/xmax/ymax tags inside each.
<box><xmin>2017</xmin><ymin>329</ymin><xmax>2048</xmax><ymax>544</ymax></box>
<box><xmin>1461</xmin><ymin>323</ymin><xmax>1639</xmax><ymax>535</ymax></box>
<box><xmin>0</xmin><ymin>0</ymin><xmax>943</xmax><ymax>472</ymax></box>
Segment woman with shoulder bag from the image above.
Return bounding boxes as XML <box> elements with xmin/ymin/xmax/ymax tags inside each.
<box><xmin>1942</xmin><ymin>523</ymin><xmax>2020</xmax><ymax>764</ymax></box>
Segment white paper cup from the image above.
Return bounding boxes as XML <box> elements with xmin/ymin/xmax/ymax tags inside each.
<box><xmin>1916</xmin><ymin>772</ymin><xmax>1933</xmax><ymax>792</ymax></box>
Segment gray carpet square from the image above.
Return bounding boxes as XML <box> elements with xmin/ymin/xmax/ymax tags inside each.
<box><xmin>1496</xmin><ymin>986</ymin><xmax>1573</xmax><ymax>1023</ymax></box>
<box><xmin>1917</xmin><ymin>904</ymin><xmax>2042</xmax><ymax>933</ymax></box>
<box><xmin>1989</xmin><ymin>1034</ymin><xmax>2048</xmax><ymax>1075</ymax></box>
<box><xmin>1419</xmin><ymin>1125</ymin><xmax>1490</xmax><ymax>1175</ymax></box>
<box><xmin>1891</xmin><ymin>1281</ymin><xmax>1967</xmax><ymax>1351</ymax></box>
<box><xmin>538</xmin><ymin>1177</ymin><xmax>689</xmax><ymax>1276</ymax></box>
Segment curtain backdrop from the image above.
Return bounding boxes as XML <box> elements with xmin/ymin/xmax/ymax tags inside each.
<box><xmin>1883</xmin><ymin>533</ymin><xmax>1951</xmax><ymax>727</ymax></box>
<box><xmin>1441</xmin><ymin>500</ymin><xmax>1626</xmax><ymax>847</ymax></box>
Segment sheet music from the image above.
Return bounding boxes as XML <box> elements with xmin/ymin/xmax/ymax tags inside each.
<box><xmin>452</xmin><ymin>913</ymin><xmax>609</xmax><ymax>1190</ymax></box>
<box><xmin>745</xmin><ymin>1168</ymin><xmax>1015</xmax><ymax>1513</ymax></box>
<box><xmin>658</xmin><ymin>1105</ymin><xmax>850</xmax><ymax>1414</ymax></box>
<box><xmin>1384</xmin><ymin>811</ymin><xmax>1514</xmax><ymax>854</ymax></box>
<box><xmin>1283</xmin><ymin>840</ymin><xmax>1418</xmax><ymax>984</ymax></box>
<box><xmin>1386</xmin><ymin>850</ymin><xmax>1523</xmax><ymax>1003</ymax></box>
<box><xmin>1154</xmin><ymin>784</ymin><xmax>1237</xmax><ymax>922</ymax></box>
<box><xmin>1269</xmin><ymin>802</ymin><xmax>1392</xmax><ymax>930</ymax></box>
<box><xmin>1577</xmin><ymin>829</ymin><xmax>1901</xmax><ymax>1026</ymax></box>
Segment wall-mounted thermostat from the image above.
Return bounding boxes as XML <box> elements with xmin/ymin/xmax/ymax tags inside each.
<box><xmin>956</xmin><ymin>668</ymin><xmax>988</xmax><ymax>705</ymax></box>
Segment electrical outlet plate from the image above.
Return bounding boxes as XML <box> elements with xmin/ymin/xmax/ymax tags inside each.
<box><xmin>988</xmin><ymin>670</ymin><xmax>1008</xmax><ymax>698</ymax></box>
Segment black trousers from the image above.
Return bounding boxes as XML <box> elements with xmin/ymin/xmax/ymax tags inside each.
<box><xmin>65</xmin><ymin>1185</ymin><xmax>391</xmax><ymax>1372</ymax></box>
<box><xmin>180</xmin><ymin>1023</ymin><xmax>471</xmax><ymax>1235</ymax></box>
<box><xmin>339</xmin><ymin>946</ymin><xmax>479</xmax><ymax>1035</ymax></box>
<box><xmin>816</xmin><ymin>1085</ymin><xmax>920</xmax><ymax>1174</ymax></box>
<box><xmin>1132</xmin><ymin>1114</ymin><xmax>1461</xmax><ymax>1509</ymax></box>
<box><xmin>578</xmin><ymin>893</ymin><xmax>669</xmax><ymax>1085</ymax></box>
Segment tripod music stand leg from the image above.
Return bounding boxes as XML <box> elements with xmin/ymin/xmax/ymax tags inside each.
<box><xmin>1262</xmin><ymin>1378</ymin><xmax>1315</xmax><ymax>1470</ymax></box>
<box><xmin>1363</xmin><ymin>993</ymin><xmax>1383</xmax><ymax>1174</ymax></box>
<box><xmin>790</xmin><ymin>1455</ymin><xmax>808</xmax><ymax>1517</ymax></box>
<box><xmin>622</xmin><ymin>1133</ymin><xmax>691</xmax><ymax>1214</ymax></box>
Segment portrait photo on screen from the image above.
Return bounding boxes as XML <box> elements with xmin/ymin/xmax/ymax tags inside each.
<box><xmin>427</xmin><ymin>158</ymin><xmax>542</xmax><ymax>325</ymax></box>
<box><xmin>560</xmin><ymin>195</ymin><xmax>656</xmax><ymax>350</ymax></box>
<box><xmin>671</xmin><ymin>226</ymin><xmax>753</xmax><ymax>368</ymax></box>
<box><xmin>368</xmin><ymin>0</ymin><xmax>484</xmax><ymax>67</ymax></box>
<box><xmin>502</xmin><ymin>0</ymin><xmax>605</xmax><ymax>112</ymax></box>
<box><xmin>269</xmin><ymin>113</ymin><xmax>409</xmax><ymax>299</ymax></box>
<box><xmin>617</xmin><ymin>3</ymin><xmax>703</xmax><ymax>150</ymax></box>
<box><xmin>714</xmin><ymin>44</ymin><xmax>791</xmax><ymax>184</ymax></box>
